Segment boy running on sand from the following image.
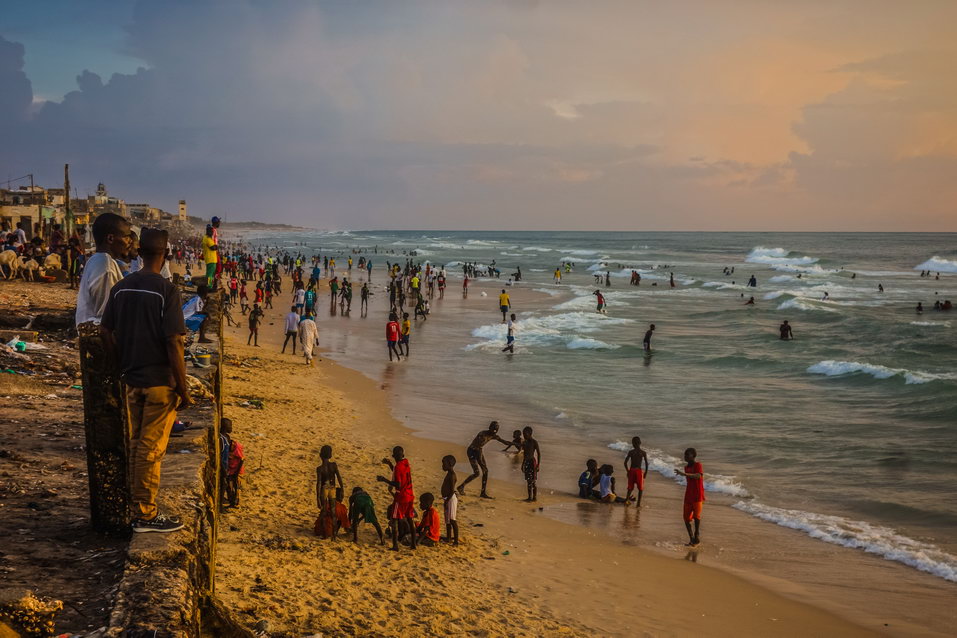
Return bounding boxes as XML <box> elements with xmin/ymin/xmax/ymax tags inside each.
<box><xmin>349</xmin><ymin>487</ymin><xmax>384</xmax><ymax>545</ymax></box>
<box><xmin>522</xmin><ymin>426</ymin><xmax>541</xmax><ymax>502</ymax></box>
<box><xmin>316</xmin><ymin>445</ymin><xmax>343</xmax><ymax>519</ymax></box>
<box><xmin>386</xmin><ymin>313</ymin><xmax>402</xmax><ymax>362</ymax></box>
<box><xmin>624</xmin><ymin>436</ymin><xmax>649</xmax><ymax>506</ymax></box>
<box><xmin>377</xmin><ymin>446</ymin><xmax>416</xmax><ymax>551</ymax></box>
<box><xmin>675</xmin><ymin>448</ymin><xmax>705</xmax><ymax>547</ymax></box>
<box><xmin>416</xmin><ymin>493</ymin><xmax>441</xmax><ymax>546</ymax></box>
<box><xmin>441</xmin><ymin>455</ymin><xmax>459</xmax><ymax>546</ymax></box>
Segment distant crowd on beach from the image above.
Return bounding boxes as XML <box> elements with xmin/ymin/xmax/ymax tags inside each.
<box><xmin>58</xmin><ymin>211</ymin><xmax>950</xmax><ymax>549</ymax></box>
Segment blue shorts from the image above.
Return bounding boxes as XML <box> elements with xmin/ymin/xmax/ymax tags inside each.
<box><xmin>500</xmin><ymin>305</ymin><xmax>508</xmax><ymax>313</ymax></box>
<box><xmin>506</xmin><ymin>335</ymin><xmax>515</xmax><ymax>345</ymax></box>
<box><xmin>400</xmin><ymin>335</ymin><xmax>409</xmax><ymax>344</ymax></box>
<box><xmin>185</xmin><ymin>314</ymin><xmax>207</xmax><ymax>332</ymax></box>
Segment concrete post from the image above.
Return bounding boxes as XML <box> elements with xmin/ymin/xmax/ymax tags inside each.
<box><xmin>77</xmin><ymin>322</ymin><xmax>130</xmax><ymax>534</ymax></box>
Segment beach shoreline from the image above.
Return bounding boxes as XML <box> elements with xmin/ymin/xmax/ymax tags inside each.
<box><xmin>215</xmin><ymin>280</ymin><xmax>946</xmax><ymax>637</ymax></box>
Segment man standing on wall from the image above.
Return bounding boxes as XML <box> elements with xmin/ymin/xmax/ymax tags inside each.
<box><xmin>101</xmin><ymin>228</ymin><xmax>191</xmax><ymax>533</ymax></box>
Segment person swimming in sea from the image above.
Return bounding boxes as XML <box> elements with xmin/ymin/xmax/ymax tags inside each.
<box><xmin>779</xmin><ymin>320</ymin><xmax>793</xmax><ymax>340</ymax></box>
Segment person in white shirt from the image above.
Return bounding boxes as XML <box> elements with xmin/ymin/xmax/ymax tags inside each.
<box><xmin>282</xmin><ymin>305</ymin><xmax>300</xmax><ymax>354</ymax></box>
<box><xmin>502</xmin><ymin>313</ymin><xmax>517</xmax><ymax>353</ymax></box>
<box><xmin>75</xmin><ymin>213</ymin><xmax>132</xmax><ymax>326</ymax></box>
<box><xmin>14</xmin><ymin>223</ymin><xmax>28</xmax><ymax>250</ymax></box>
<box><xmin>297</xmin><ymin>312</ymin><xmax>319</xmax><ymax>365</ymax></box>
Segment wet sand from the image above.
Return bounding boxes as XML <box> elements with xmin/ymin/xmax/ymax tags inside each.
<box><xmin>215</xmin><ymin>285</ymin><xmax>887</xmax><ymax>637</ymax></box>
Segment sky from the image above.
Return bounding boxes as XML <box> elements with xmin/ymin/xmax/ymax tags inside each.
<box><xmin>1</xmin><ymin>0</ymin><xmax>955</xmax><ymax>231</ymax></box>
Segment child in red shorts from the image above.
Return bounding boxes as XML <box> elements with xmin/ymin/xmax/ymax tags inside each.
<box><xmin>377</xmin><ymin>446</ymin><xmax>416</xmax><ymax>551</ymax></box>
<box><xmin>675</xmin><ymin>447</ymin><xmax>705</xmax><ymax>547</ymax></box>
<box><xmin>624</xmin><ymin>436</ymin><xmax>649</xmax><ymax>506</ymax></box>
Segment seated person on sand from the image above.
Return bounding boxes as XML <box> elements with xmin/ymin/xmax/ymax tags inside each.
<box><xmin>598</xmin><ymin>464</ymin><xmax>626</xmax><ymax>503</ymax></box>
<box><xmin>578</xmin><ymin>459</ymin><xmax>600</xmax><ymax>499</ymax></box>
<box><xmin>416</xmin><ymin>493</ymin><xmax>441</xmax><ymax>547</ymax></box>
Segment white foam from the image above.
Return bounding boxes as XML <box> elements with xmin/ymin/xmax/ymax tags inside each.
<box><xmin>466</xmin><ymin>311</ymin><xmax>630</xmax><ymax>351</ymax></box>
<box><xmin>566</xmin><ymin>337</ymin><xmax>619</xmax><ymax>350</ymax></box>
<box><xmin>777</xmin><ymin>298</ymin><xmax>837</xmax><ymax>312</ymax></box>
<box><xmin>521</xmin><ymin>246</ymin><xmax>553</xmax><ymax>252</ymax></box>
<box><xmin>607</xmin><ymin>443</ymin><xmax>749</xmax><ymax>497</ymax></box>
<box><xmin>807</xmin><ymin>360</ymin><xmax>957</xmax><ymax>385</ymax></box>
<box><xmin>910</xmin><ymin>321</ymin><xmax>952</xmax><ymax>327</ymax></box>
<box><xmin>914</xmin><ymin>256</ymin><xmax>957</xmax><ymax>274</ymax></box>
<box><xmin>533</xmin><ymin>288</ymin><xmax>564</xmax><ymax>297</ymax></box>
<box><xmin>745</xmin><ymin>246</ymin><xmax>819</xmax><ymax>267</ymax></box>
<box><xmin>733</xmin><ymin>501</ymin><xmax>957</xmax><ymax>582</ymax></box>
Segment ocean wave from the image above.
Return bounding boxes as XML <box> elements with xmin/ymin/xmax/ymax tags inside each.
<box><xmin>521</xmin><ymin>246</ymin><xmax>553</xmax><ymax>252</ymax></box>
<box><xmin>466</xmin><ymin>311</ymin><xmax>630</xmax><ymax>351</ymax></box>
<box><xmin>914</xmin><ymin>256</ymin><xmax>957</xmax><ymax>274</ymax></box>
<box><xmin>566</xmin><ymin>337</ymin><xmax>619</xmax><ymax>350</ymax></box>
<box><xmin>745</xmin><ymin>246</ymin><xmax>819</xmax><ymax>267</ymax></box>
<box><xmin>910</xmin><ymin>320</ymin><xmax>952</xmax><ymax>327</ymax></box>
<box><xmin>607</xmin><ymin>442</ymin><xmax>749</xmax><ymax>497</ymax></box>
<box><xmin>733</xmin><ymin>501</ymin><xmax>957</xmax><ymax>583</ymax></box>
<box><xmin>777</xmin><ymin>298</ymin><xmax>838</xmax><ymax>312</ymax></box>
<box><xmin>533</xmin><ymin>288</ymin><xmax>564</xmax><ymax>297</ymax></box>
<box><xmin>807</xmin><ymin>360</ymin><xmax>957</xmax><ymax>385</ymax></box>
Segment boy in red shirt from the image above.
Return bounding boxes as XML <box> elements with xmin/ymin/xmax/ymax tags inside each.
<box><xmin>416</xmin><ymin>492</ymin><xmax>441</xmax><ymax>546</ymax></box>
<box><xmin>675</xmin><ymin>447</ymin><xmax>705</xmax><ymax>547</ymax></box>
<box><xmin>386</xmin><ymin>313</ymin><xmax>402</xmax><ymax>362</ymax></box>
<box><xmin>377</xmin><ymin>446</ymin><xmax>416</xmax><ymax>551</ymax></box>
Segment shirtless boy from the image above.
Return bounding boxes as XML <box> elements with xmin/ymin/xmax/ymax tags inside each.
<box><xmin>441</xmin><ymin>455</ymin><xmax>459</xmax><ymax>545</ymax></box>
<box><xmin>457</xmin><ymin>421</ymin><xmax>510</xmax><ymax>498</ymax></box>
<box><xmin>624</xmin><ymin>436</ymin><xmax>649</xmax><ymax>506</ymax></box>
<box><xmin>521</xmin><ymin>426</ymin><xmax>541</xmax><ymax>502</ymax></box>
<box><xmin>316</xmin><ymin>445</ymin><xmax>343</xmax><ymax>517</ymax></box>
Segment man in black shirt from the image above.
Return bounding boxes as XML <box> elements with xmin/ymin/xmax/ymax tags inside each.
<box><xmin>101</xmin><ymin>228</ymin><xmax>190</xmax><ymax>533</ymax></box>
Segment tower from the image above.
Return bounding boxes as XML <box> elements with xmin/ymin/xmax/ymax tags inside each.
<box><xmin>178</xmin><ymin>200</ymin><xmax>187</xmax><ymax>222</ymax></box>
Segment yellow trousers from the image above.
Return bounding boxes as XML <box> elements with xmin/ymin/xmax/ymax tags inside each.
<box><xmin>126</xmin><ymin>385</ymin><xmax>178</xmax><ymax>520</ymax></box>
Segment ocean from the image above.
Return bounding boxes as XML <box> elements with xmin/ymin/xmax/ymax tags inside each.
<box><xmin>240</xmin><ymin>230</ymin><xmax>957</xmax><ymax>585</ymax></box>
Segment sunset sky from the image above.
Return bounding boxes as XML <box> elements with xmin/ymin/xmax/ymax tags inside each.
<box><xmin>2</xmin><ymin>0</ymin><xmax>955</xmax><ymax>230</ymax></box>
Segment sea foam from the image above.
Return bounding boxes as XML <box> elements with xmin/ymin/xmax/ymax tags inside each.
<box><xmin>733</xmin><ymin>501</ymin><xmax>957</xmax><ymax>582</ymax></box>
<box><xmin>914</xmin><ymin>256</ymin><xmax>957</xmax><ymax>274</ymax></box>
<box><xmin>745</xmin><ymin>246</ymin><xmax>819</xmax><ymax>267</ymax></box>
<box><xmin>807</xmin><ymin>360</ymin><xmax>957</xmax><ymax>385</ymax></box>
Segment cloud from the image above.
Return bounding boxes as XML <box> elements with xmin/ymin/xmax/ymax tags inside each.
<box><xmin>0</xmin><ymin>1</ymin><xmax>955</xmax><ymax>230</ymax></box>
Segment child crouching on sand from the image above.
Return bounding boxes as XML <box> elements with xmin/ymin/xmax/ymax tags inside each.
<box><xmin>598</xmin><ymin>464</ymin><xmax>626</xmax><ymax>503</ymax></box>
<box><xmin>416</xmin><ymin>493</ymin><xmax>441</xmax><ymax>547</ymax></box>
<box><xmin>349</xmin><ymin>487</ymin><xmax>384</xmax><ymax>545</ymax></box>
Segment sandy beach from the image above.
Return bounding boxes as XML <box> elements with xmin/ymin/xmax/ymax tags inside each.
<box><xmin>215</xmin><ymin>293</ymin><xmax>881</xmax><ymax>637</ymax></box>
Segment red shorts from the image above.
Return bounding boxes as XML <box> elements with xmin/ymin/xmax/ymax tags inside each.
<box><xmin>683</xmin><ymin>501</ymin><xmax>703</xmax><ymax>522</ymax></box>
<box><xmin>627</xmin><ymin>468</ymin><xmax>644</xmax><ymax>491</ymax></box>
<box><xmin>391</xmin><ymin>498</ymin><xmax>415</xmax><ymax>520</ymax></box>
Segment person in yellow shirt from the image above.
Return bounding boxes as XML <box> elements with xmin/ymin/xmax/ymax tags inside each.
<box><xmin>202</xmin><ymin>225</ymin><xmax>218</xmax><ymax>287</ymax></box>
<box><xmin>499</xmin><ymin>289</ymin><xmax>511</xmax><ymax>323</ymax></box>
<box><xmin>400</xmin><ymin>312</ymin><xmax>412</xmax><ymax>356</ymax></box>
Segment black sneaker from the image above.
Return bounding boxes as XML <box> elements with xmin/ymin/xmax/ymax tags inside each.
<box><xmin>132</xmin><ymin>514</ymin><xmax>184</xmax><ymax>533</ymax></box>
